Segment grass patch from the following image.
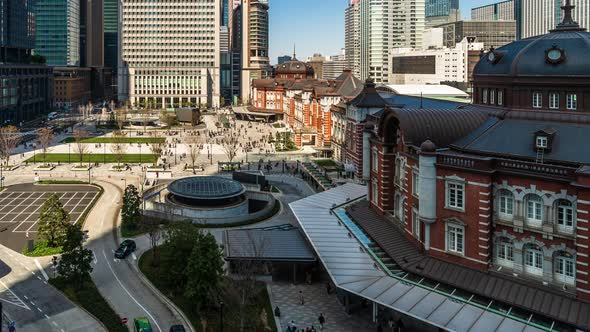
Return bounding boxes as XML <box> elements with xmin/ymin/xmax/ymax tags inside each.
<box><xmin>50</xmin><ymin>277</ymin><xmax>127</xmax><ymax>332</ymax></box>
<box><xmin>61</xmin><ymin>137</ymin><xmax>166</xmax><ymax>144</ymax></box>
<box><xmin>26</xmin><ymin>154</ymin><xmax>158</xmax><ymax>164</ymax></box>
<box><xmin>22</xmin><ymin>240</ymin><xmax>62</xmax><ymax>257</ymax></box>
<box><xmin>272</xmin><ymin>123</ymin><xmax>285</xmax><ymax>128</ymax></box>
<box><xmin>313</xmin><ymin>159</ymin><xmax>337</xmax><ymax>167</ymax></box>
<box><xmin>139</xmin><ymin>249</ymin><xmax>277</xmax><ymax>332</ymax></box>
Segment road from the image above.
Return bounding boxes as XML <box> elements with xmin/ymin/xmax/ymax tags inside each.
<box><xmin>84</xmin><ymin>179</ymin><xmax>187</xmax><ymax>332</ymax></box>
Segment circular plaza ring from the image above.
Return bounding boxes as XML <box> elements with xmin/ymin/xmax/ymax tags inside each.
<box><xmin>167</xmin><ymin>176</ymin><xmax>247</xmax><ymax>207</ymax></box>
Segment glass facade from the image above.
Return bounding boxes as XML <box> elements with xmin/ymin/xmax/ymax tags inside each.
<box><xmin>1</xmin><ymin>0</ymin><xmax>35</xmax><ymax>62</ymax></box>
<box><xmin>426</xmin><ymin>0</ymin><xmax>459</xmax><ymax>17</ymax></box>
<box><xmin>104</xmin><ymin>0</ymin><xmax>118</xmax><ymax>74</ymax></box>
<box><xmin>34</xmin><ymin>0</ymin><xmax>80</xmax><ymax>66</ymax></box>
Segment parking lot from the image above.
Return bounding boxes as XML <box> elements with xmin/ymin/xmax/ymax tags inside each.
<box><xmin>0</xmin><ymin>183</ymin><xmax>100</xmax><ymax>251</ymax></box>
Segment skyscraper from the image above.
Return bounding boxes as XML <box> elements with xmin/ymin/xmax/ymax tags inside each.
<box><xmin>426</xmin><ymin>0</ymin><xmax>459</xmax><ymax>17</ymax></box>
<box><xmin>240</xmin><ymin>0</ymin><xmax>271</xmax><ymax>102</ymax></box>
<box><xmin>345</xmin><ymin>0</ymin><xmax>360</xmax><ymax>78</ymax></box>
<box><xmin>34</xmin><ymin>0</ymin><xmax>80</xmax><ymax>66</ymax></box>
<box><xmin>471</xmin><ymin>0</ymin><xmax>515</xmax><ymax>21</ymax></box>
<box><xmin>103</xmin><ymin>0</ymin><xmax>118</xmax><ymax>74</ymax></box>
<box><xmin>348</xmin><ymin>0</ymin><xmax>425</xmax><ymax>83</ymax></box>
<box><xmin>516</xmin><ymin>0</ymin><xmax>589</xmax><ymax>39</ymax></box>
<box><xmin>1</xmin><ymin>0</ymin><xmax>52</xmax><ymax>123</ymax></box>
<box><xmin>80</xmin><ymin>0</ymin><xmax>103</xmax><ymax>67</ymax></box>
<box><xmin>119</xmin><ymin>0</ymin><xmax>220</xmax><ymax>108</ymax></box>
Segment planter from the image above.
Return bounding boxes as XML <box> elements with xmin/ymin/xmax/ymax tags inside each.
<box><xmin>0</xmin><ymin>165</ymin><xmax>18</xmax><ymax>171</ymax></box>
<box><xmin>109</xmin><ymin>165</ymin><xmax>128</xmax><ymax>172</ymax></box>
<box><xmin>71</xmin><ymin>165</ymin><xmax>92</xmax><ymax>171</ymax></box>
<box><xmin>34</xmin><ymin>165</ymin><xmax>55</xmax><ymax>171</ymax></box>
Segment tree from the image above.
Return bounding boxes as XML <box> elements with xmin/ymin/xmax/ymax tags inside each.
<box><xmin>145</xmin><ymin>217</ymin><xmax>161</xmax><ymax>266</ymax></box>
<box><xmin>148</xmin><ymin>131</ymin><xmax>163</xmax><ymax>166</ymax></box>
<box><xmin>185</xmin><ymin>135</ymin><xmax>203</xmax><ymax>173</ymax></box>
<box><xmin>37</xmin><ymin>127</ymin><xmax>54</xmax><ymax>162</ymax></box>
<box><xmin>110</xmin><ymin>131</ymin><xmax>127</xmax><ymax>166</ymax></box>
<box><xmin>37</xmin><ymin>194</ymin><xmax>70</xmax><ymax>247</ymax></box>
<box><xmin>115</xmin><ymin>107</ymin><xmax>128</xmax><ymax>131</ymax></box>
<box><xmin>160</xmin><ymin>222</ymin><xmax>202</xmax><ymax>293</ymax></box>
<box><xmin>221</xmin><ymin>130</ymin><xmax>239</xmax><ymax>162</ymax></box>
<box><xmin>0</xmin><ymin>125</ymin><xmax>21</xmax><ymax>166</ymax></box>
<box><xmin>121</xmin><ymin>184</ymin><xmax>141</xmax><ymax>229</ymax></box>
<box><xmin>73</xmin><ymin>129</ymin><xmax>90</xmax><ymax>165</ymax></box>
<box><xmin>160</xmin><ymin>110</ymin><xmax>177</xmax><ymax>128</ymax></box>
<box><xmin>57</xmin><ymin>223</ymin><xmax>93</xmax><ymax>290</ymax></box>
<box><xmin>184</xmin><ymin>232</ymin><xmax>224</xmax><ymax>311</ymax></box>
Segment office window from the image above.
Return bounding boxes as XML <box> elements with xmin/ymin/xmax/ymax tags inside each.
<box><xmin>497</xmin><ymin>90</ymin><xmax>503</xmax><ymax>105</ymax></box>
<box><xmin>526</xmin><ymin>195</ymin><xmax>543</xmax><ymax>226</ymax></box>
<box><xmin>549</xmin><ymin>92</ymin><xmax>559</xmax><ymax>109</ymax></box>
<box><xmin>498</xmin><ymin>190</ymin><xmax>514</xmax><ymax>218</ymax></box>
<box><xmin>555</xmin><ymin>255</ymin><xmax>575</xmax><ymax>284</ymax></box>
<box><xmin>490</xmin><ymin>89</ymin><xmax>495</xmax><ymax>105</ymax></box>
<box><xmin>536</xmin><ymin>136</ymin><xmax>548</xmax><ymax>148</ymax></box>
<box><xmin>567</xmin><ymin>93</ymin><xmax>577</xmax><ymax>110</ymax></box>
<box><xmin>372</xmin><ymin>149</ymin><xmax>378</xmax><ymax>171</ymax></box>
<box><xmin>532</xmin><ymin>91</ymin><xmax>542</xmax><ymax>108</ymax></box>
<box><xmin>524</xmin><ymin>247</ymin><xmax>543</xmax><ymax>276</ymax></box>
<box><xmin>372</xmin><ymin>179</ymin><xmax>379</xmax><ymax>205</ymax></box>
<box><xmin>446</xmin><ymin>223</ymin><xmax>464</xmax><ymax>254</ymax></box>
<box><xmin>497</xmin><ymin>240</ymin><xmax>514</xmax><ymax>268</ymax></box>
<box><xmin>446</xmin><ymin>182</ymin><xmax>464</xmax><ymax>210</ymax></box>
<box><xmin>482</xmin><ymin>88</ymin><xmax>488</xmax><ymax>104</ymax></box>
<box><xmin>412</xmin><ymin>170</ymin><xmax>419</xmax><ymax>197</ymax></box>
<box><xmin>412</xmin><ymin>209</ymin><xmax>420</xmax><ymax>239</ymax></box>
<box><xmin>557</xmin><ymin>200</ymin><xmax>574</xmax><ymax>233</ymax></box>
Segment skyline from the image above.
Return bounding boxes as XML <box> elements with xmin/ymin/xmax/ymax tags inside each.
<box><xmin>269</xmin><ymin>0</ymin><xmax>504</xmax><ymax>63</ymax></box>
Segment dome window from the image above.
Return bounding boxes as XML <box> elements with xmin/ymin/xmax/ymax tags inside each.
<box><xmin>486</xmin><ymin>49</ymin><xmax>504</xmax><ymax>64</ymax></box>
<box><xmin>545</xmin><ymin>45</ymin><xmax>566</xmax><ymax>64</ymax></box>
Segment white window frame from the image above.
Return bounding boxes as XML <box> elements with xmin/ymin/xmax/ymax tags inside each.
<box><xmin>524</xmin><ymin>248</ymin><xmax>544</xmax><ymax>276</ymax></box>
<box><xmin>412</xmin><ymin>208</ymin><xmax>420</xmax><ymax>239</ymax></box>
<box><xmin>371</xmin><ymin>149</ymin><xmax>378</xmax><ymax>172</ymax></box>
<box><xmin>554</xmin><ymin>255</ymin><xmax>575</xmax><ymax>285</ymax></box>
<box><xmin>566</xmin><ymin>93</ymin><xmax>577</xmax><ymax>110</ymax></box>
<box><xmin>446</xmin><ymin>181</ymin><xmax>465</xmax><ymax>211</ymax></box>
<box><xmin>371</xmin><ymin>179</ymin><xmax>379</xmax><ymax>205</ymax></box>
<box><xmin>497</xmin><ymin>90</ymin><xmax>503</xmax><ymax>105</ymax></box>
<box><xmin>549</xmin><ymin>92</ymin><xmax>559</xmax><ymax>109</ymax></box>
<box><xmin>498</xmin><ymin>190</ymin><xmax>514</xmax><ymax>219</ymax></box>
<box><xmin>536</xmin><ymin>136</ymin><xmax>548</xmax><ymax>148</ymax></box>
<box><xmin>412</xmin><ymin>170</ymin><xmax>419</xmax><ymax>197</ymax></box>
<box><xmin>446</xmin><ymin>223</ymin><xmax>464</xmax><ymax>255</ymax></box>
<box><xmin>526</xmin><ymin>195</ymin><xmax>543</xmax><ymax>227</ymax></box>
<box><xmin>482</xmin><ymin>88</ymin><xmax>488</xmax><ymax>104</ymax></box>
<box><xmin>490</xmin><ymin>89</ymin><xmax>495</xmax><ymax>105</ymax></box>
<box><xmin>557</xmin><ymin>200</ymin><xmax>575</xmax><ymax>233</ymax></box>
<box><xmin>532</xmin><ymin>91</ymin><xmax>542</xmax><ymax>108</ymax></box>
<box><xmin>496</xmin><ymin>241</ymin><xmax>514</xmax><ymax>268</ymax></box>
<box><xmin>395</xmin><ymin>195</ymin><xmax>405</xmax><ymax>225</ymax></box>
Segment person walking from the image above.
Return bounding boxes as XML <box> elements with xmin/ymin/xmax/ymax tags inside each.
<box><xmin>318</xmin><ymin>313</ymin><xmax>325</xmax><ymax>330</ymax></box>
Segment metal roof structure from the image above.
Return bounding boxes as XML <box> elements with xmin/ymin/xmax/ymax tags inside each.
<box><xmin>223</xmin><ymin>228</ymin><xmax>316</xmax><ymax>262</ymax></box>
<box><xmin>167</xmin><ymin>176</ymin><xmax>245</xmax><ymax>200</ymax></box>
<box><xmin>290</xmin><ymin>184</ymin><xmax>547</xmax><ymax>332</ymax></box>
<box><xmin>379</xmin><ymin>84</ymin><xmax>469</xmax><ymax>98</ymax></box>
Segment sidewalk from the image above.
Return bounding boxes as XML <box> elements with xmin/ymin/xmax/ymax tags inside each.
<box><xmin>268</xmin><ymin>282</ymin><xmax>374</xmax><ymax>332</ymax></box>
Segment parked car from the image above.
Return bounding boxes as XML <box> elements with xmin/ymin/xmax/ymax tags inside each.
<box><xmin>133</xmin><ymin>317</ymin><xmax>152</xmax><ymax>332</ymax></box>
<box><xmin>169</xmin><ymin>325</ymin><xmax>186</xmax><ymax>332</ymax></box>
<box><xmin>114</xmin><ymin>239</ymin><xmax>136</xmax><ymax>259</ymax></box>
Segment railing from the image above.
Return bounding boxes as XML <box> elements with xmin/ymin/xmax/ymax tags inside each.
<box><xmin>497</xmin><ymin>160</ymin><xmax>575</xmax><ymax>178</ymax></box>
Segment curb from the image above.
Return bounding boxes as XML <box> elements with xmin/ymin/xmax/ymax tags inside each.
<box><xmin>266</xmin><ymin>283</ymin><xmax>283</xmax><ymax>332</ymax></box>
<box><xmin>134</xmin><ymin>252</ymin><xmax>197</xmax><ymax>332</ymax></box>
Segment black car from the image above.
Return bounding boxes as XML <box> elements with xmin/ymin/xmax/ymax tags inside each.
<box><xmin>114</xmin><ymin>240</ymin><xmax>136</xmax><ymax>259</ymax></box>
<box><xmin>169</xmin><ymin>325</ymin><xmax>186</xmax><ymax>332</ymax></box>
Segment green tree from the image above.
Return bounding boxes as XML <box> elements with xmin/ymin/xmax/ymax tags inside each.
<box><xmin>184</xmin><ymin>232</ymin><xmax>224</xmax><ymax>310</ymax></box>
<box><xmin>121</xmin><ymin>185</ymin><xmax>141</xmax><ymax>229</ymax></box>
<box><xmin>160</xmin><ymin>222</ymin><xmax>201</xmax><ymax>293</ymax></box>
<box><xmin>37</xmin><ymin>194</ymin><xmax>70</xmax><ymax>247</ymax></box>
<box><xmin>57</xmin><ymin>223</ymin><xmax>93</xmax><ymax>290</ymax></box>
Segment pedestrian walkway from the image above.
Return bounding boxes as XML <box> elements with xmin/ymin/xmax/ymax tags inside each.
<box><xmin>269</xmin><ymin>283</ymin><xmax>374</xmax><ymax>332</ymax></box>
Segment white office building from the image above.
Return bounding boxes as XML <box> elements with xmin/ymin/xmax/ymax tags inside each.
<box><xmin>322</xmin><ymin>49</ymin><xmax>347</xmax><ymax>80</ymax></box>
<box><xmin>119</xmin><ymin>0</ymin><xmax>220</xmax><ymax>108</ymax></box>
<box><xmin>518</xmin><ymin>0</ymin><xmax>588</xmax><ymax>38</ymax></box>
<box><xmin>389</xmin><ymin>34</ymin><xmax>483</xmax><ymax>85</ymax></box>
<box><xmin>471</xmin><ymin>0</ymin><xmax>515</xmax><ymax>21</ymax></box>
<box><xmin>240</xmin><ymin>0</ymin><xmax>271</xmax><ymax>103</ymax></box>
<box><xmin>347</xmin><ymin>0</ymin><xmax>425</xmax><ymax>83</ymax></box>
<box><xmin>345</xmin><ymin>0</ymin><xmax>361</xmax><ymax>78</ymax></box>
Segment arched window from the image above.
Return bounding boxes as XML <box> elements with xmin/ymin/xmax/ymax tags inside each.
<box><xmin>496</xmin><ymin>238</ymin><xmax>514</xmax><ymax>268</ymax></box>
<box><xmin>554</xmin><ymin>252</ymin><xmax>575</xmax><ymax>285</ymax></box>
<box><xmin>497</xmin><ymin>189</ymin><xmax>514</xmax><ymax>219</ymax></box>
<box><xmin>556</xmin><ymin>200</ymin><xmax>575</xmax><ymax>233</ymax></box>
<box><xmin>525</xmin><ymin>194</ymin><xmax>543</xmax><ymax>227</ymax></box>
<box><xmin>524</xmin><ymin>244</ymin><xmax>544</xmax><ymax>276</ymax></box>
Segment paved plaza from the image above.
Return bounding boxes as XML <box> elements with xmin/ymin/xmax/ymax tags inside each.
<box><xmin>269</xmin><ymin>282</ymin><xmax>374</xmax><ymax>332</ymax></box>
<box><xmin>0</xmin><ymin>183</ymin><xmax>99</xmax><ymax>251</ymax></box>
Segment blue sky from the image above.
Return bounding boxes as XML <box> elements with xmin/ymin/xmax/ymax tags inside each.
<box><xmin>269</xmin><ymin>0</ymin><xmax>501</xmax><ymax>64</ymax></box>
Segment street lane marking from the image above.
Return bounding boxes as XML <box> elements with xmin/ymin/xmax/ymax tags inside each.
<box><xmin>34</xmin><ymin>259</ymin><xmax>49</xmax><ymax>281</ymax></box>
<box><xmin>52</xmin><ymin>321</ymin><xmax>58</xmax><ymax>327</ymax></box>
<box><xmin>44</xmin><ymin>314</ymin><xmax>49</xmax><ymax>319</ymax></box>
<box><xmin>93</xmin><ymin>250</ymin><xmax>98</xmax><ymax>264</ymax></box>
<box><xmin>0</xmin><ymin>280</ymin><xmax>30</xmax><ymax>310</ymax></box>
<box><xmin>131</xmin><ymin>253</ymin><xmax>137</xmax><ymax>260</ymax></box>
<box><xmin>37</xmin><ymin>307</ymin><xmax>42</xmax><ymax>312</ymax></box>
<box><xmin>102</xmin><ymin>250</ymin><xmax>162</xmax><ymax>332</ymax></box>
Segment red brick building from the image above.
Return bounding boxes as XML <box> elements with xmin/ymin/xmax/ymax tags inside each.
<box><xmin>347</xmin><ymin>4</ymin><xmax>590</xmax><ymax>330</ymax></box>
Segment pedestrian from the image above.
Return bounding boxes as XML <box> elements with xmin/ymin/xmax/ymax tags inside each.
<box><xmin>318</xmin><ymin>313</ymin><xmax>325</xmax><ymax>330</ymax></box>
<box><xmin>274</xmin><ymin>306</ymin><xmax>281</xmax><ymax>318</ymax></box>
<box><xmin>325</xmin><ymin>281</ymin><xmax>332</xmax><ymax>294</ymax></box>
<box><xmin>299</xmin><ymin>290</ymin><xmax>304</xmax><ymax>305</ymax></box>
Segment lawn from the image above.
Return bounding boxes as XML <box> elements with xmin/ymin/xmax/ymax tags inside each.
<box><xmin>139</xmin><ymin>249</ymin><xmax>277</xmax><ymax>332</ymax></box>
<box><xmin>61</xmin><ymin>137</ymin><xmax>166</xmax><ymax>144</ymax></box>
<box><xmin>313</xmin><ymin>159</ymin><xmax>338</xmax><ymax>167</ymax></box>
<box><xmin>50</xmin><ymin>277</ymin><xmax>127</xmax><ymax>332</ymax></box>
<box><xmin>22</xmin><ymin>240</ymin><xmax>62</xmax><ymax>257</ymax></box>
<box><xmin>25</xmin><ymin>154</ymin><xmax>158</xmax><ymax>164</ymax></box>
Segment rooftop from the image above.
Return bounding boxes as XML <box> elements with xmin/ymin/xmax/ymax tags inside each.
<box><xmin>167</xmin><ymin>176</ymin><xmax>245</xmax><ymax>201</ymax></box>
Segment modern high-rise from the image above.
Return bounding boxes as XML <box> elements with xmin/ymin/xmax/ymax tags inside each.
<box><xmin>349</xmin><ymin>0</ymin><xmax>425</xmax><ymax>83</ymax></box>
<box><xmin>322</xmin><ymin>49</ymin><xmax>347</xmax><ymax>80</ymax></box>
<box><xmin>426</xmin><ymin>0</ymin><xmax>459</xmax><ymax>17</ymax></box>
<box><xmin>119</xmin><ymin>0</ymin><xmax>220</xmax><ymax>108</ymax></box>
<box><xmin>34</xmin><ymin>0</ymin><xmax>80</xmax><ymax>66</ymax></box>
<box><xmin>1</xmin><ymin>0</ymin><xmax>52</xmax><ymax>124</ymax></box>
<box><xmin>240</xmin><ymin>0</ymin><xmax>271</xmax><ymax>103</ymax></box>
<box><xmin>516</xmin><ymin>0</ymin><xmax>589</xmax><ymax>39</ymax></box>
<box><xmin>230</xmin><ymin>3</ymin><xmax>242</xmax><ymax>103</ymax></box>
<box><xmin>103</xmin><ymin>0</ymin><xmax>118</xmax><ymax>76</ymax></box>
<box><xmin>80</xmin><ymin>0</ymin><xmax>103</xmax><ymax>67</ymax></box>
<box><xmin>277</xmin><ymin>55</ymin><xmax>292</xmax><ymax>65</ymax></box>
<box><xmin>436</xmin><ymin>20</ymin><xmax>517</xmax><ymax>50</ymax></box>
<box><xmin>471</xmin><ymin>0</ymin><xmax>515</xmax><ymax>21</ymax></box>
<box><xmin>345</xmin><ymin>0</ymin><xmax>360</xmax><ymax>78</ymax></box>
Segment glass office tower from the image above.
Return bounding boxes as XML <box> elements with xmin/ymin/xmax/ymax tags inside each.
<box><xmin>34</xmin><ymin>0</ymin><xmax>80</xmax><ymax>66</ymax></box>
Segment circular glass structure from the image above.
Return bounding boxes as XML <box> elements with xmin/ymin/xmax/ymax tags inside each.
<box><xmin>167</xmin><ymin>176</ymin><xmax>246</xmax><ymax>207</ymax></box>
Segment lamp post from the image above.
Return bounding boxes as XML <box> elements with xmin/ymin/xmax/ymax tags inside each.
<box><xmin>219</xmin><ymin>301</ymin><xmax>224</xmax><ymax>332</ymax></box>
<box><xmin>68</xmin><ymin>143</ymin><xmax>71</xmax><ymax>164</ymax></box>
<box><xmin>88</xmin><ymin>168</ymin><xmax>91</xmax><ymax>184</ymax></box>
<box><xmin>104</xmin><ymin>143</ymin><xmax>106</xmax><ymax>164</ymax></box>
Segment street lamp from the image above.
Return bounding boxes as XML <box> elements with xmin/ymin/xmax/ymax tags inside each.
<box><xmin>219</xmin><ymin>301</ymin><xmax>224</xmax><ymax>332</ymax></box>
<box><xmin>88</xmin><ymin>168</ymin><xmax>91</xmax><ymax>184</ymax></box>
